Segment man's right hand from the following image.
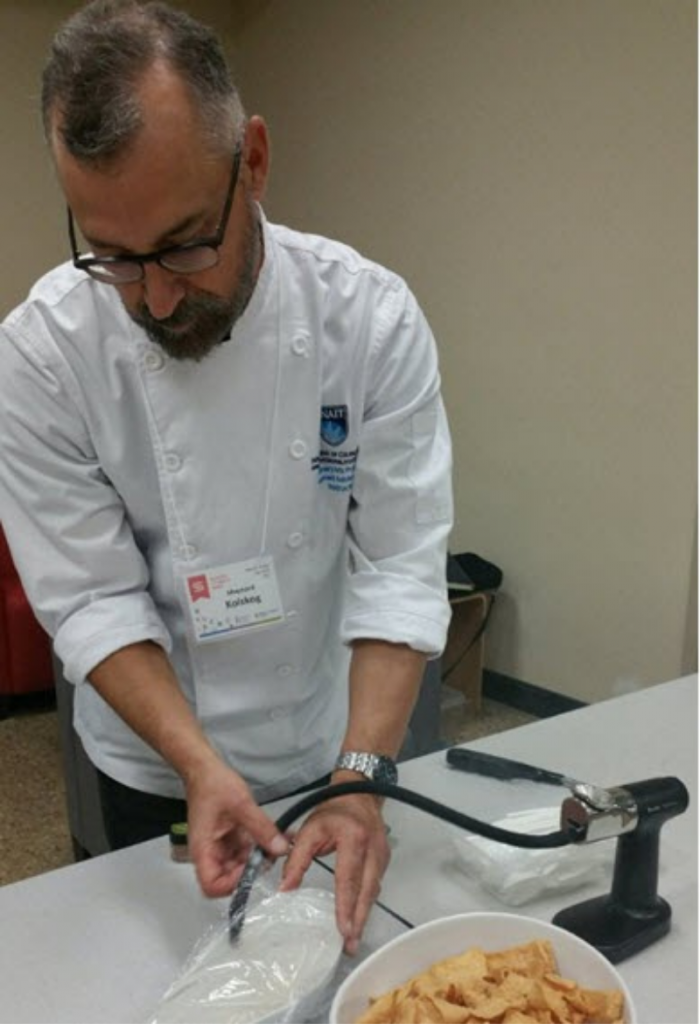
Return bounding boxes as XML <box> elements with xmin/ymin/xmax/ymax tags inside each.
<box><xmin>88</xmin><ymin>642</ymin><xmax>290</xmax><ymax>897</ymax></box>
<box><xmin>184</xmin><ymin>756</ymin><xmax>290</xmax><ymax>898</ymax></box>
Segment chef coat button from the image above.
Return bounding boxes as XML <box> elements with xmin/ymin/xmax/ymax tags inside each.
<box><xmin>269</xmin><ymin>707</ymin><xmax>287</xmax><ymax>721</ymax></box>
<box><xmin>276</xmin><ymin>664</ymin><xmax>293</xmax><ymax>677</ymax></box>
<box><xmin>180</xmin><ymin>544</ymin><xmax>197</xmax><ymax>559</ymax></box>
<box><xmin>144</xmin><ymin>350</ymin><xmax>165</xmax><ymax>371</ymax></box>
<box><xmin>286</xmin><ymin>532</ymin><xmax>304</xmax><ymax>549</ymax></box>
<box><xmin>163</xmin><ymin>452</ymin><xmax>182</xmax><ymax>472</ymax></box>
<box><xmin>291</xmin><ymin>335</ymin><xmax>310</xmax><ymax>357</ymax></box>
<box><xmin>286</xmin><ymin>609</ymin><xmax>299</xmax><ymax>623</ymax></box>
<box><xmin>289</xmin><ymin>439</ymin><xmax>307</xmax><ymax>460</ymax></box>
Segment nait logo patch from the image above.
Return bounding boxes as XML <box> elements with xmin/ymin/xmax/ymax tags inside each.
<box><xmin>314</xmin><ymin>404</ymin><xmax>357</xmax><ymax>492</ymax></box>
<box><xmin>320</xmin><ymin>404</ymin><xmax>348</xmax><ymax>447</ymax></box>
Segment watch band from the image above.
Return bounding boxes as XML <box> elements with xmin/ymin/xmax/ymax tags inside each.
<box><xmin>333</xmin><ymin>751</ymin><xmax>399</xmax><ymax>786</ymax></box>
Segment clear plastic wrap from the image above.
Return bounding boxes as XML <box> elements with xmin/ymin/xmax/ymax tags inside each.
<box><xmin>451</xmin><ymin>805</ymin><xmax>614</xmax><ymax>906</ymax></box>
<box><xmin>149</xmin><ymin>884</ymin><xmax>343</xmax><ymax>1024</ymax></box>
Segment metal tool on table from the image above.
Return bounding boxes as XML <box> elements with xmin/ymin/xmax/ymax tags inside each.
<box><xmin>447</xmin><ymin>746</ymin><xmax>690</xmax><ymax>962</ymax></box>
<box><xmin>445</xmin><ymin>747</ymin><xmax>636</xmax><ymax>833</ymax></box>
<box><xmin>228</xmin><ymin>756</ymin><xmax>689</xmax><ymax>965</ymax></box>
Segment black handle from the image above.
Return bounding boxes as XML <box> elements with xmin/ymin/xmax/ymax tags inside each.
<box><xmin>553</xmin><ymin>776</ymin><xmax>689</xmax><ymax>962</ymax></box>
<box><xmin>446</xmin><ymin>747</ymin><xmax>569</xmax><ymax>787</ymax></box>
<box><xmin>610</xmin><ymin>778</ymin><xmax>690</xmax><ymax>911</ymax></box>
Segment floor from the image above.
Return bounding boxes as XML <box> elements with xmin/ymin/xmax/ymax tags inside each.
<box><xmin>0</xmin><ymin>685</ymin><xmax>536</xmax><ymax>888</ymax></box>
<box><xmin>0</xmin><ymin>695</ymin><xmax>74</xmax><ymax>887</ymax></box>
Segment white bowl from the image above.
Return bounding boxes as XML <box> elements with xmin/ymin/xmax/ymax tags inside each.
<box><xmin>331</xmin><ymin>912</ymin><xmax>637</xmax><ymax>1024</ymax></box>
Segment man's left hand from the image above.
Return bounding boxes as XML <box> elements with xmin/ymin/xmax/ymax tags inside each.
<box><xmin>277</xmin><ymin>793</ymin><xmax>391</xmax><ymax>954</ymax></box>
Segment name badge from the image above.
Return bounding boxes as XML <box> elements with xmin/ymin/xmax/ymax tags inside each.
<box><xmin>185</xmin><ymin>555</ymin><xmax>284</xmax><ymax>643</ymax></box>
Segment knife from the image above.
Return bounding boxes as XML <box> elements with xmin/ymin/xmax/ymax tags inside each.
<box><xmin>446</xmin><ymin>747</ymin><xmax>579</xmax><ymax>789</ymax></box>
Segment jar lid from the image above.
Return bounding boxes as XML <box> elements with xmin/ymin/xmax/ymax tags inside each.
<box><xmin>169</xmin><ymin>821</ymin><xmax>189</xmax><ymax>846</ymax></box>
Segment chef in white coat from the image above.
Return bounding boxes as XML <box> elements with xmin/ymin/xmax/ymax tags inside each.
<box><xmin>0</xmin><ymin>0</ymin><xmax>453</xmax><ymax>954</ymax></box>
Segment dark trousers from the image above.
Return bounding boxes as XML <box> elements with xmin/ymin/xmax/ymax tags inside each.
<box><xmin>97</xmin><ymin>770</ymin><xmax>187</xmax><ymax>849</ymax></box>
<box><xmin>96</xmin><ymin>768</ymin><xmax>332</xmax><ymax>851</ymax></box>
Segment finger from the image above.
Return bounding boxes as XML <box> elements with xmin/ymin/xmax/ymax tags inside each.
<box><xmin>278</xmin><ymin>829</ymin><xmax>326</xmax><ymax>892</ymax></box>
<box><xmin>235</xmin><ymin>801</ymin><xmax>290</xmax><ymax>860</ymax></box>
<box><xmin>335</xmin><ymin>827</ymin><xmax>391</xmax><ymax>954</ymax></box>
<box><xmin>345</xmin><ymin>856</ymin><xmax>383</xmax><ymax>955</ymax></box>
<box><xmin>195</xmin><ymin>844</ymin><xmax>247</xmax><ymax>897</ymax></box>
<box><xmin>333</xmin><ymin>837</ymin><xmax>371</xmax><ymax>948</ymax></box>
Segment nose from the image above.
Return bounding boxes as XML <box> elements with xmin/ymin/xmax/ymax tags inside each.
<box><xmin>141</xmin><ymin>263</ymin><xmax>186</xmax><ymax>320</ymax></box>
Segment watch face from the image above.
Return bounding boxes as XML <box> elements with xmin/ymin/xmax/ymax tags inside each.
<box><xmin>373</xmin><ymin>755</ymin><xmax>399</xmax><ymax>787</ymax></box>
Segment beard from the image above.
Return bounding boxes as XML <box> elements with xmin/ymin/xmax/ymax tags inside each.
<box><xmin>128</xmin><ymin>197</ymin><xmax>262</xmax><ymax>362</ymax></box>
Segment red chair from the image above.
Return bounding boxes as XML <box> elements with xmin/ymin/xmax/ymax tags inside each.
<box><xmin>0</xmin><ymin>525</ymin><xmax>54</xmax><ymax>715</ymax></box>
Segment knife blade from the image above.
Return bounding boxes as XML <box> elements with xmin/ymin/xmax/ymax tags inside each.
<box><xmin>446</xmin><ymin>747</ymin><xmax>578</xmax><ymax>789</ymax></box>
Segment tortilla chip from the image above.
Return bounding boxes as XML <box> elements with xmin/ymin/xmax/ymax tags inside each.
<box><xmin>353</xmin><ymin>939</ymin><xmax>626</xmax><ymax>1024</ymax></box>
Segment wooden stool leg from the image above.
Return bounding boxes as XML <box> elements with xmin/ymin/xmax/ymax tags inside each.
<box><xmin>442</xmin><ymin>593</ymin><xmax>489</xmax><ymax>714</ymax></box>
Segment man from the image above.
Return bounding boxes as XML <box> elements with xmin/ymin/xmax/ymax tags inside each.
<box><xmin>0</xmin><ymin>0</ymin><xmax>452</xmax><ymax>953</ymax></box>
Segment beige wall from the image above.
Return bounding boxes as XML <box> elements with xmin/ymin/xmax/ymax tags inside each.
<box><xmin>1</xmin><ymin>1</ymin><xmax>696</xmax><ymax>703</ymax></box>
<box><xmin>230</xmin><ymin>0</ymin><xmax>697</xmax><ymax>702</ymax></box>
<box><xmin>0</xmin><ymin>2</ymin><xmax>75</xmax><ymax>308</ymax></box>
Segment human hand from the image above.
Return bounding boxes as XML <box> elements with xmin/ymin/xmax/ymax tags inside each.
<box><xmin>278</xmin><ymin>793</ymin><xmax>391</xmax><ymax>955</ymax></box>
<box><xmin>185</xmin><ymin>759</ymin><xmax>289</xmax><ymax>899</ymax></box>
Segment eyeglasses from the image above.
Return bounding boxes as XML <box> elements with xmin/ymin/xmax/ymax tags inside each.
<box><xmin>67</xmin><ymin>144</ymin><xmax>243</xmax><ymax>285</ymax></box>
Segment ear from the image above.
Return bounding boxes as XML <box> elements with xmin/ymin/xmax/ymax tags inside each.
<box><xmin>243</xmin><ymin>115</ymin><xmax>271</xmax><ymax>202</ymax></box>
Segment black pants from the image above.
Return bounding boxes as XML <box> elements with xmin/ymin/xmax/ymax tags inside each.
<box><xmin>96</xmin><ymin>768</ymin><xmax>332</xmax><ymax>851</ymax></box>
<box><xmin>96</xmin><ymin>770</ymin><xmax>187</xmax><ymax>849</ymax></box>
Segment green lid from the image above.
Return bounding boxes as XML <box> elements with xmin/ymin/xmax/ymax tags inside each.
<box><xmin>169</xmin><ymin>822</ymin><xmax>188</xmax><ymax>845</ymax></box>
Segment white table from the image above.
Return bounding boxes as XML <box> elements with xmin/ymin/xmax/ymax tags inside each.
<box><xmin>0</xmin><ymin>675</ymin><xmax>695</xmax><ymax>1023</ymax></box>
<box><xmin>0</xmin><ymin>838</ymin><xmax>409</xmax><ymax>1023</ymax></box>
<box><xmin>376</xmin><ymin>675</ymin><xmax>698</xmax><ymax>1024</ymax></box>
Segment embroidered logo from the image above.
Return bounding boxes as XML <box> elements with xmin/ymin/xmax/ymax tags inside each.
<box><xmin>314</xmin><ymin>404</ymin><xmax>356</xmax><ymax>493</ymax></box>
<box><xmin>312</xmin><ymin>447</ymin><xmax>358</xmax><ymax>493</ymax></box>
<box><xmin>320</xmin><ymin>404</ymin><xmax>348</xmax><ymax>447</ymax></box>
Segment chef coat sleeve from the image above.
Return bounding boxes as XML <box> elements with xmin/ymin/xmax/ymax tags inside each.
<box><xmin>341</xmin><ymin>279</ymin><xmax>453</xmax><ymax>657</ymax></box>
<box><xmin>0</xmin><ymin>322</ymin><xmax>171</xmax><ymax>686</ymax></box>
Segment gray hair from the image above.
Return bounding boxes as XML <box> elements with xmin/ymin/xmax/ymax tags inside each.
<box><xmin>42</xmin><ymin>0</ymin><xmax>245</xmax><ymax>164</ymax></box>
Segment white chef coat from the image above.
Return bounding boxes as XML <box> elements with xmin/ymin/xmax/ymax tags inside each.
<box><xmin>0</xmin><ymin>211</ymin><xmax>453</xmax><ymax>801</ymax></box>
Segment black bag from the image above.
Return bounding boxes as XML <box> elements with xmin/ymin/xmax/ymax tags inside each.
<box><xmin>447</xmin><ymin>551</ymin><xmax>503</xmax><ymax>595</ymax></box>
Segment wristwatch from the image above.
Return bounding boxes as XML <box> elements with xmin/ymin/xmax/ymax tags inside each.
<box><xmin>334</xmin><ymin>751</ymin><xmax>399</xmax><ymax>787</ymax></box>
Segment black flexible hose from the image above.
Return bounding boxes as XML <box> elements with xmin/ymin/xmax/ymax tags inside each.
<box><xmin>229</xmin><ymin>779</ymin><xmax>584</xmax><ymax>939</ymax></box>
<box><xmin>273</xmin><ymin>780</ymin><xmax>583</xmax><ymax>848</ymax></box>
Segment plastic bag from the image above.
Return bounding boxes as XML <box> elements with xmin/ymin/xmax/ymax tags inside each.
<box><xmin>452</xmin><ymin>805</ymin><xmax>613</xmax><ymax>906</ymax></box>
<box><xmin>149</xmin><ymin>885</ymin><xmax>343</xmax><ymax>1024</ymax></box>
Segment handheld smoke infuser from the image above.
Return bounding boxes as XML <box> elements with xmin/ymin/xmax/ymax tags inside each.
<box><xmin>228</xmin><ymin>754</ymin><xmax>689</xmax><ymax>966</ymax></box>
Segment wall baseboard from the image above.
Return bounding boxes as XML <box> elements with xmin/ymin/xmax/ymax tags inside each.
<box><xmin>483</xmin><ymin>669</ymin><xmax>587</xmax><ymax>719</ymax></box>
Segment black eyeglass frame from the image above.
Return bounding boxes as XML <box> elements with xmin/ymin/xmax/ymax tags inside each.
<box><xmin>67</xmin><ymin>143</ymin><xmax>243</xmax><ymax>284</ymax></box>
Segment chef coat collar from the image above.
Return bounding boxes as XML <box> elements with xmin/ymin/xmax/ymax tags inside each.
<box><xmin>223</xmin><ymin>204</ymin><xmax>274</xmax><ymax>345</ymax></box>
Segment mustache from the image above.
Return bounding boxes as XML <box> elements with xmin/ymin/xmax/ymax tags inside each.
<box><xmin>127</xmin><ymin>198</ymin><xmax>262</xmax><ymax>361</ymax></box>
<box><xmin>133</xmin><ymin>292</ymin><xmax>217</xmax><ymax>330</ymax></box>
